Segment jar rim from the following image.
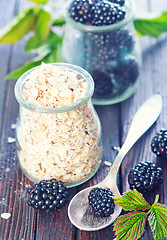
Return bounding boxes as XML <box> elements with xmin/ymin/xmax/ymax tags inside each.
<box><xmin>65</xmin><ymin>0</ymin><xmax>135</xmax><ymax>32</ymax></box>
<box><xmin>14</xmin><ymin>63</ymin><xmax>94</xmax><ymax>113</ymax></box>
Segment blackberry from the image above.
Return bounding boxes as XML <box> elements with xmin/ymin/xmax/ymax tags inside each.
<box><xmin>85</xmin><ymin>32</ymin><xmax>119</xmax><ymax>73</ymax></box>
<box><xmin>114</xmin><ymin>57</ymin><xmax>139</xmax><ymax>85</ymax></box>
<box><xmin>128</xmin><ymin>162</ymin><xmax>163</xmax><ymax>193</ymax></box>
<box><xmin>109</xmin><ymin>0</ymin><xmax>125</xmax><ymax>6</ymax></box>
<box><xmin>88</xmin><ymin>187</ymin><xmax>115</xmax><ymax>217</ymax></box>
<box><xmin>113</xmin><ymin>29</ymin><xmax>135</xmax><ymax>53</ymax></box>
<box><xmin>27</xmin><ymin>179</ymin><xmax>69</xmax><ymax>210</ymax></box>
<box><xmin>91</xmin><ymin>70</ymin><xmax>113</xmax><ymax>96</ymax></box>
<box><xmin>151</xmin><ymin>129</ymin><xmax>167</xmax><ymax>158</ymax></box>
<box><xmin>85</xmin><ymin>29</ymin><xmax>134</xmax><ymax>76</ymax></box>
<box><xmin>69</xmin><ymin>0</ymin><xmax>93</xmax><ymax>24</ymax></box>
<box><xmin>69</xmin><ymin>0</ymin><xmax>126</xmax><ymax>26</ymax></box>
<box><xmin>86</xmin><ymin>32</ymin><xmax>120</xmax><ymax>61</ymax></box>
<box><xmin>91</xmin><ymin>1</ymin><xmax>125</xmax><ymax>26</ymax></box>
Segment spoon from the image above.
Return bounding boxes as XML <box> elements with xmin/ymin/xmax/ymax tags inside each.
<box><xmin>68</xmin><ymin>94</ymin><xmax>162</xmax><ymax>231</ymax></box>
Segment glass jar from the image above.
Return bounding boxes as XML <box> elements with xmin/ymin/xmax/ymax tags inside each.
<box><xmin>14</xmin><ymin>63</ymin><xmax>102</xmax><ymax>188</ymax></box>
<box><xmin>62</xmin><ymin>0</ymin><xmax>141</xmax><ymax>105</ymax></box>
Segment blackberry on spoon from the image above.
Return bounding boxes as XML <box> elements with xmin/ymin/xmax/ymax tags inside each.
<box><xmin>88</xmin><ymin>187</ymin><xmax>115</xmax><ymax>217</ymax></box>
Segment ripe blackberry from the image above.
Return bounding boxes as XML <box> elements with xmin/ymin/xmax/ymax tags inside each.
<box><xmin>113</xmin><ymin>29</ymin><xmax>135</xmax><ymax>53</ymax></box>
<box><xmin>91</xmin><ymin>70</ymin><xmax>113</xmax><ymax>97</ymax></box>
<box><xmin>151</xmin><ymin>129</ymin><xmax>167</xmax><ymax>158</ymax></box>
<box><xmin>69</xmin><ymin>0</ymin><xmax>93</xmax><ymax>24</ymax></box>
<box><xmin>68</xmin><ymin>0</ymin><xmax>126</xmax><ymax>26</ymax></box>
<box><xmin>128</xmin><ymin>162</ymin><xmax>163</xmax><ymax>193</ymax></box>
<box><xmin>27</xmin><ymin>179</ymin><xmax>69</xmax><ymax>210</ymax></box>
<box><xmin>84</xmin><ymin>30</ymin><xmax>134</xmax><ymax>79</ymax></box>
<box><xmin>88</xmin><ymin>187</ymin><xmax>115</xmax><ymax>217</ymax></box>
<box><xmin>114</xmin><ymin>57</ymin><xmax>139</xmax><ymax>85</ymax></box>
<box><xmin>86</xmin><ymin>32</ymin><xmax>120</xmax><ymax>61</ymax></box>
<box><xmin>91</xmin><ymin>1</ymin><xmax>126</xmax><ymax>26</ymax></box>
<box><xmin>109</xmin><ymin>0</ymin><xmax>125</xmax><ymax>6</ymax></box>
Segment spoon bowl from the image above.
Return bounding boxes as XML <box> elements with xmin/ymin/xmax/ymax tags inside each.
<box><xmin>68</xmin><ymin>176</ymin><xmax>122</xmax><ymax>231</ymax></box>
<box><xmin>68</xmin><ymin>94</ymin><xmax>163</xmax><ymax>231</ymax></box>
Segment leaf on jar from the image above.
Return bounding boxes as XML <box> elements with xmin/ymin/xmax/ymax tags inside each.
<box><xmin>134</xmin><ymin>12</ymin><xmax>167</xmax><ymax>38</ymax></box>
<box><xmin>29</xmin><ymin>0</ymin><xmax>48</xmax><ymax>4</ymax></box>
<box><xmin>34</xmin><ymin>9</ymin><xmax>51</xmax><ymax>45</ymax></box>
<box><xmin>0</xmin><ymin>8</ymin><xmax>36</xmax><ymax>44</ymax></box>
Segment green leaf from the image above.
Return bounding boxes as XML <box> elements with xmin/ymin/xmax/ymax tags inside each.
<box><xmin>34</xmin><ymin>9</ymin><xmax>51</xmax><ymax>44</ymax></box>
<box><xmin>24</xmin><ymin>35</ymin><xmax>40</xmax><ymax>54</ymax></box>
<box><xmin>29</xmin><ymin>0</ymin><xmax>48</xmax><ymax>4</ymax></box>
<box><xmin>113</xmin><ymin>189</ymin><xmax>151</xmax><ymax>211</ymax></box>
<box><xmin>25</xmin><ymin>31</ymin><xmax>63</xmax><ymax>54</ymax></box>
<box><xmin>148</xmin><ymin>202</ymin><xmax>167</xmax><ymax>240</ymax></box>
<box><xmin>9</xmin><ymin>30</ymin><xmax>64</xmax><ymax>79</ymax></box>
<box><xmin>45</xmin><ymin>44</ymin><xmax>63</xmax><ymax>63</ymax></box>
<box><xmin>46</xmin><ymin>33</ymin><xmax>64</xmax><ymax>62</ymax></box>
<box><xmin>134</xmin><ymin>12</ymin><xmax>167</xmax><ymax>38</ymax></box>
<box><xmin>114</xmin><ymin>211</ymin><xmax>147</xmax><ymax>240</ymax></box>
<box><xmin>52</xmin><ymin>16</ymin><xmax>66</xmax><ymax>26</ymax></box>
<box><xmin>46</xmin><ymin>32</ymin><xmax>64</xmax><ymax>48</ymax></box>
<box><xmin>6</xmin><ymin>48</ymin><xmax>51</xmax><ymax>79</ymax></box>
<box><xmin>6</xmin><ymin>61</ymin><xmax>42</xmax><ymax>79</ymax></box>
<box><xmin>0</xmin><ymin>8</ymin><xmax>35</xmax><ymax>44</ymax></box>
<box><xmin>25</xmin><ymin>28</ymin><xmax>55</xmax><ymax>54</ymax></box>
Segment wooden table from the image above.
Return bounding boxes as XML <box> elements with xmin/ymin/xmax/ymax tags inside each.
<box><xmin>0</xmin><ymin>0</ymin><xmax>167</xmax><ymax>239</ymax></box>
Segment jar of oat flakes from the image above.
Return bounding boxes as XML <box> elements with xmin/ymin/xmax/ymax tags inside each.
<box><xmin>62</xmin><ymin>0</ymin><xmax>141</xmax><ymax>105</ymax></box>
<box><xmin>14</xmin><ymin>63</ymin><xmax>102</xmax><ymax>187</ymax></box>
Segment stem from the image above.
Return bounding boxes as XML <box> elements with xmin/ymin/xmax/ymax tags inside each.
<box><xmin>146</xmin><ymin>209</ymin><xmax>151</xmax><ymax>215</ymax></box>
<box><xmin>146</xmin><ymin>194</ymin><xmax>159</xmax><ymax>216</ymax></box>
<box><xmin>153</xmin><ymin>194</ymin><xmax>159</xmax><ymax>204</ymax></box>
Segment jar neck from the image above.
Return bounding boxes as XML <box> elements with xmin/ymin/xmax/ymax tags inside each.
<box><xmin>66</xmin><ymin>0</ymin><xmax>135</xmax><ymax>32</ymax></box>
<box><xmin>14</xmin><ymin>63</ymin><xmax>94</xmax><ymax>113</ymax></box>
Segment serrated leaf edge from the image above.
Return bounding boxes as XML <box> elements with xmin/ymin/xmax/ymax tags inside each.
<box><xmin>148</xmin><ymin>203</ymin><xmax>167</xmax><ymax>240</ymax></box>
<box><xmin>113</xmin><ymin>189</ymin><xmax>151</xmax><ymax>211</ymax></box>
<box><xmin>114</xmin><ymin>211</ymin><xmax>147</xmax><ymax>240</ymax></box>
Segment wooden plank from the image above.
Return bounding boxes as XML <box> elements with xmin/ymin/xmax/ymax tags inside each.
<box><xmin>35</xmin><ymin>102</ymin><xmax>120</xmax><ymax>240</ymax></box>
<box><xmin>0</xmin><ymin>80</ymin><xmax>36</xmax><ymax>239</ymax></box>
<box><xmin>0</xmin><ymin>0</ymin><xmax>17</xmax><ymax>141</ymax></box>
<box><xmin>36</xmin><ymin>203</ymin><xmax>76</xmax><ymax>240</ymax></box>
<box><xmin>120</xmin><ymin>0</ymin><xmax>167</xmax><ymax>239</ymax></box>
<box><xmin>0</xmin><ymin>0</ymin><xmax>37</xmax><ymax>239</ymax></box>
<box><xmin>75</xmin><ymin>105</ymin><xmax>120</xmax><ymax>239</ymax></box>
<box><xmin>0</xmin><ymin>0</ymin><xmax>167</xmax><ymax>239</ymax></box>
<box><xmin>0</xmin><ymin>0</ymin><xmax>21</xmax><ymax>239</ymax></box>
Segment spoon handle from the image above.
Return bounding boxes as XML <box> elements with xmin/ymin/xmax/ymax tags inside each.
<box><xmin>104</xmin><ymin>94</ymin><xmax>162</xmax><ymax>183</ymax></box>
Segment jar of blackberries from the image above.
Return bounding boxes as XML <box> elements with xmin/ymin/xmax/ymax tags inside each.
<box><xmin>62</xmin><ymin>0</ymin><xmax>141</xmax><ymax>105</ymax></box>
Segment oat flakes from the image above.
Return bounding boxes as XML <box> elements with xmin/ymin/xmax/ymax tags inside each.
<box><xmin>16</xmin><ymin>63</ymin><xmax>101</xmax><ymax>186</ymax></box>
